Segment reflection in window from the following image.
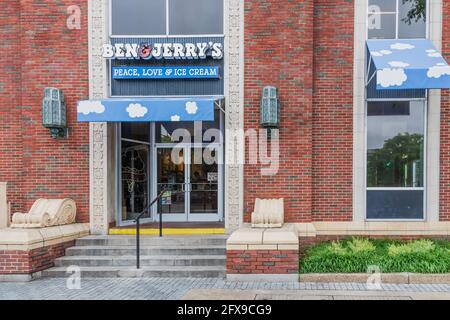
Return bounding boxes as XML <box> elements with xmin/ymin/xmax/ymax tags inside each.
<box><xmin>368</xmin><ymin>0</ymin><xmax>427</xmax><ymax>39</ymax></box>
<box><xmin>190</xmin><ymin>148</ymin><xmax>219</xmax><ymax>214</ymax></box>
<box><xmin>367</xmin><ymin>101</ymin><xmax>424</xmax><ymax>188</ymax></box>
<box><xmin>366</xmin><ymin>100</ymin><xmax>425</xmax><ymax>219</ymax></box>
<box><xmin>121</xmin><ymin>141</ymin><xmax>149</xmax><ymax>221</ymax></box>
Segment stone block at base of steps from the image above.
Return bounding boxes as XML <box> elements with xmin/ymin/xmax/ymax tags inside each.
<box><xmin>42</xmin><ymin>266</ymin><xmax>226</xmax><ymax>278</ymax></box>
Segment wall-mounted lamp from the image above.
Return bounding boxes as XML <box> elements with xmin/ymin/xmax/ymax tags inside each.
<box><xmin>42</xmin><ymin>87</ymin><xmax>67</xmax><ymax>139</ymax></box>
<box><xmin>260</xmin><ymin>86</ymin><xmax>280</xmax><ymax>139</ymax></box>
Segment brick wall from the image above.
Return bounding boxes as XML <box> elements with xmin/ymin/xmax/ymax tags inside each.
<box><xmin>312</xmin><ymin>0</ymin><xmax>354</xmax><ymax>221</ymax></box>
<box><xmin>0</xmin><ymin>1</ymin><xmax>23</xmax><ymax>213</ymax></box>
<box><xmin>244</xmin><ymin>0</ymin><xmax>353</xmax><ymax>223</ymax></box>
<box><xmin>0</xmin><ymin>240</ymin><xmax>75</xmax><ymax>274</ymax></box>
<box><xmin>227</xmin><ymin>250</ymin><xmax>299</xmax><ymax>275</ymax></box>
<box><xmin>0</xmin><ymin>1</ymin><xmax>89</xmax><ymax>222</ymax></box>
<box><xmin>244</xmin><ymin>0</ymin><xmax>314</xmax><ymax>223</ymax></box>
<box><xmin>440</xmin><ymin>1</ymin><xmax>450</xmax><ymax>221</ymax></box>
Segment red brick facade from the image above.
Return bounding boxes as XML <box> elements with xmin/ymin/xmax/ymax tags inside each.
<box><xmin>0</xmin><ymin>1</ymin><xmax>89</xmax><ymax>222</ymax></box>
<box><xmin>227</xmin><ymin>250</ymin><xmax>299</xmax><ymax>275</ymax></box>
<box><xmin>244</xmin><ymin>0</ymin><xmax>314</xmax><ymax>223</ymax></box>
<box><xmin>244</xmin><ymin>0</ymin><xmax>354</xmax><ymax>222</ymax></box>
<box><xmin>0</xmin><ymin>240</ymin><xmax>75</xmax><ymax>275</ymax></box>
<box><xmin>1</xmin><ymin>1</ymin><xmax>450</xmax><ymax>227</ymax></box>
<box><xmin>312</xmin><ymin>0</ymin><xmax>354</xmax><ymax>222</ymax></box>
<box><xmin>244</xmin><ymin>0</ymin><xmax>450</xmax><ymax>223</ymax></box>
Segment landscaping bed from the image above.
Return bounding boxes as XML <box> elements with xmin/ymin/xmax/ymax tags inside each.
<box><xmin>300</xmin><ymin>238</ymin><xmax>450</xmax><ymax>274</ymax></box>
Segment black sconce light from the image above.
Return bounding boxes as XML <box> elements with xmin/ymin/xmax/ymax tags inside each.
<box><xmin>42</xmin><ymin>87</ymin><xmax>67</xmax><ymax>139</ymax></box>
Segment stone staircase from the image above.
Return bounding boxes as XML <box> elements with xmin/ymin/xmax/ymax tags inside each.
<box><xmin>43</xmin><ymin>235</ymin><xmax>227</xmax><ymax>278</ymax></box>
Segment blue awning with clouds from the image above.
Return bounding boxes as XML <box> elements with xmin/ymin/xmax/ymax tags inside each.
<box><xmin>366</xmin><ymin>39</ymin><xmax>450</xmax><ymax>90</ymax></box>
<box><xmin>77</xmin><ymin>97</ymin><xmax>223</xmax><ymax>122</ymax></box>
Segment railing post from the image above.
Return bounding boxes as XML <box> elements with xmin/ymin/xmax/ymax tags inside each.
<box><xmin>159</xmin><ymin>197</ymin><xmax>163</xmax><ymax>238</ymax></box>
<box><xmin>136</xmin><ymin>218</ymin><xmax>140</xmax><ymax>269</ymax></box>
<box><xmin>134</xmin><ymin>188</ymin><xmax>166</xmax><ymax>269</ymax></box>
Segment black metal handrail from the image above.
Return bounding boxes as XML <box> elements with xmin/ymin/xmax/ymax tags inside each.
<box><xmin>134</xmin><ymin>188</ymin><xmax>167</xmax><ymax>269</ymax></box>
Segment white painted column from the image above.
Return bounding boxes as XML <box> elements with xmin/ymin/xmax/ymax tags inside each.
<box><xmin>426</xmin><ymin>0</ymin><xmax>443</xmax><ymax>222</ymax></box>
<box><xmin>353</xmin><ymin>0</ymin><xmax>368</xmax><ymax>222</ymax></box>
<box><xmin>89</xmin><ymin>0</ymin><xmax>111</xmax><ymax>235</ymax></box>
<box><xmin>223</xmin><ymin>0</ymin><xmax>245</xmax><ymax>231</ymax></box>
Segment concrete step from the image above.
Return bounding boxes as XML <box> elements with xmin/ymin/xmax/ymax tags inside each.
<box><xmin>42</xmin><ymin>266</ymin><xmax>226</xmax><ymax>278</ymax></box>
<box><xmin>65</xmin><ymin>245</ymin><xmax>226</xmax><ymax>256</ymax></box>
<box><xmin>75</xmin><ymin>235</ymin><xmax>228</xmax><ymax>247</ymax></box>
<box><xmin>54</xmin><ymin>255</ymin><xmax>226</xmax><ymax>267</ymax></box>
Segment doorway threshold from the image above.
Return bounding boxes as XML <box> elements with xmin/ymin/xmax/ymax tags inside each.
<box><xmin>109</xmin><ymin>222</ymin><xmax>226</xmax><ymax>236</ymax></box>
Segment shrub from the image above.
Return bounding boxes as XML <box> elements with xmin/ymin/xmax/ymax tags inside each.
<box><xmin>300</xmin><ymin>238</ymin><xmax>450</xmax><ymax>274</ymax></box>
<box><xmin>388</xmin><ymin>239</ymin><xmax>435</xmax><ymax>256</ymax></box>
<box><xmin>347</xmin><ymin>238</ymin><xmax>376</xmax><ymax>254</ymax></box>
<box><xmin>328</xmin><ymin>241</ymin><xmax>347</xmax><ymax>255</ymax></box>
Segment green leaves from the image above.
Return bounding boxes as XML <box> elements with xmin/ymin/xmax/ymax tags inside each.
<box><xmin>300</xmin><ymin>238</ymin><xmax>450</xmax><ymax>274</ymax></box>
<box><xmin>402</xmin><ymin>0</ymin><xmax>427</xmax><ymax>25</ymax></box>
<box><xmin>388</xmin><ymin>239</ymin><xmax>435</xmax><ymax>256</ymax></box>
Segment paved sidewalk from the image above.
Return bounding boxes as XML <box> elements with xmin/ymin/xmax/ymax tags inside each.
<box><xmin>0</xmin><ymin>278</ymin><xmax>449</xmax><ymax>300</ymax></box>
<box><xmin>182</xmin><ymin>289</ymin><xmax>450</xmax><ymax>300</ymax></box>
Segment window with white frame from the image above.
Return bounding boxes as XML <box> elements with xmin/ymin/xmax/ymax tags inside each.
<box><xmin>365</xmin><ymin>0</ymin><xmax>429</xmax><ymax>220</ymax></box>
<box><xmin>366</xmin><ymin>101</ymin><xmax>426</xmax><ymax>220</ymax></box>
<box><xmin>111</xmin><ymin>0</ymin><xmax>224</xmax><ymax>36</ymax></box>
<box><xmin>368</xmin><ymin>0</ymin><xmax>427</xmax><ymax>39</ymax></box>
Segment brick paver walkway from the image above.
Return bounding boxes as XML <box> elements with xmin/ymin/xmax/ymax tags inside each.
<box><xmin>0</xmin><ymin>278</ymin><xmax>449</xmax><ymax>300</ymax></box>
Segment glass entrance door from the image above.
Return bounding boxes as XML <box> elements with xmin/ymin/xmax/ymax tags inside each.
<box><xmin>119</xmin><ymin>122</ymin><xmax>151</xmax><ymax>225</ymax></box>
<box><xmin>188</xmin><ymin>147</ymin><xmax>220</xmax><ymax>221</ymax></box>
<box><xmin>156</xmin><ymin>147</ymin><xmax>187</xmax><ymax>221</ymax></box>
<box><xmin>154</xmin><ymin>146</ymin><xmax>222</xmax><ymax>222</ymax></box>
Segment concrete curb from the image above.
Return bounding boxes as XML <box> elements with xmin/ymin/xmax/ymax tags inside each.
<box><xmin>299</xmin><ymin>273</ymin><xmax>450</xmax><ymax>284</ymax></box>
<box><xmin>0</xmin><ymin>272</ymin><xmax>42</xmax><ymax>283</ymax></box>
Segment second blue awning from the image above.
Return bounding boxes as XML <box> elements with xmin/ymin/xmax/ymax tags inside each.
<box><xmin>77</xmin><ymin>97</ymin><xmax>223</xmax><ymax>122</ymax></box>
<box><xmin>366</xmin><ymin>39</ymin><xmax>450</xmax><ymax>90</ymax></box>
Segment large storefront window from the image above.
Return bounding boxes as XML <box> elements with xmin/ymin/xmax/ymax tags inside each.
<box><xmin>111</xmin><ymin>0</ymin><xmax>223</xmax><ymax>36</ymax></box>
<box><xmin>368</xmin><ymin>0</ymin><xmax>427</xmax><ymax>39</ymax></box>
<box><xmin>365</xmin><ymin>0</ymin><xmax>429</xmax><ymax>220</ymax></box>
<box><xmin>366</xmin><ymin>101</ymin><xmax>425</xmax><ymax>219</ymax></box>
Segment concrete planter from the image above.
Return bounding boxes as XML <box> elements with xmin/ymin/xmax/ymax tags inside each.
<box><xmin>299</xmin><ymin>273</ymin><xmax>450</xmax><ymax>284</ymax></box>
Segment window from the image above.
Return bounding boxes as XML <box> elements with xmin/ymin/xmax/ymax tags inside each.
<box><xmin>365</xmin><ymin>1</ymin><xmax>429</xmax><ymax>220</ymax></box>
<box><xmin>111</xmin><ymin>0</ymin><xmax>223</xmax><ymax>36</ymax></box>
<box><xmin>368</xmin><ymin>0</ymin><xmax>427</xmax><ymax>39</ymax></box>
<box><xmin>155</xmin><ymin>109</ymin><xmax>221</xmax><ymax>144</ymax></box>
<box><xmin>120</xmin><ymin>122</ymin><xmax>150</xmax><ymax>223</ymax></box>
<box><xmin>169</xmin><ymin>0</ymin><xmax>223</xmax><ymax>35</ymax></box>
<box><xmin>366</xmin><ymin>101</ymin><xmax>426</xmax><ymax>219</ymax></box>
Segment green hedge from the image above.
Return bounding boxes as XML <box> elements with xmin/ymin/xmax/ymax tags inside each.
<box><xmin>300</xmin><ymin>238</ymin><xmax>450</xmax><ymax>274</ymax></box>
